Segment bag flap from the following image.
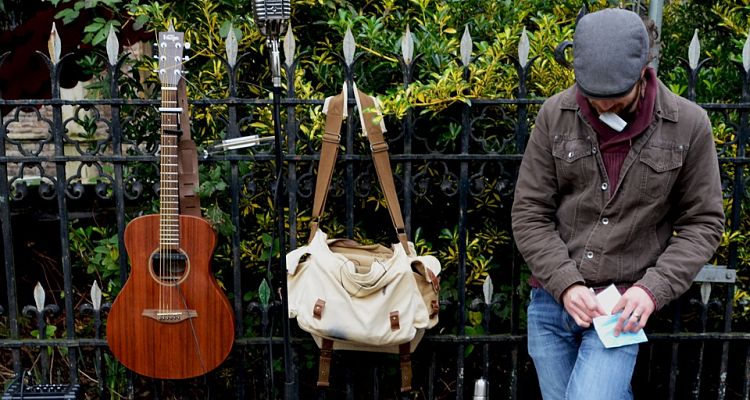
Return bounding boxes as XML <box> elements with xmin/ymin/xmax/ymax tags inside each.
<box><xmin>412</xmin><ymin>254</ymin><xmax>441</xmax><ymax>281</ymax></box>
<box><xmin>338</xmin><ymin>243</ymin><xmax>409</xmax><ymax>296</ymax></box>
<box><xmin>287</xmin><ymin>229</ymin><xmax>330</xmax><ymax>275</ymax></box>
<box><xmin>285</xmin><ymin>245</ymin><xmax>309</xmax><ymax>275</ymax></box>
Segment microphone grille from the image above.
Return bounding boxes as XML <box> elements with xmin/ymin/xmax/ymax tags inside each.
<box><xmin>254</xmin><ymin>0</ymin><xmax>291</xmax><ymax>20</ymax></box>
<box><xmin>253</xmin><ymin>0</ymin><xmax>291</xmax><ymax>37</ymax></box>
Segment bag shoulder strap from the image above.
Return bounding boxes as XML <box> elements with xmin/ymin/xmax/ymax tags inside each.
<box><xmin>308</xmin><ymin>90</ymin><xmax>345</xmax><ymax>236</ymax></box>
<box><xmin>309</xmin><ymin>85</ymin><xmax>409</xmax><ymax>253</ymax></box>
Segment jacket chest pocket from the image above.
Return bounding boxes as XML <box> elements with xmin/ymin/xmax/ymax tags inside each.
<box><xmin>552</xmin><ymin>137</ymin><xmax>596</xmax><ymax>190</ymax></box>
<box><xmin>638</xmin><ymin>142</ymin><xmax>687</xmax><ymax>199</ymax></box>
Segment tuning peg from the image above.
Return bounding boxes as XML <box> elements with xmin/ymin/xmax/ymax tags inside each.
<box><xmin>152</xmin><ymin>43</ymin><xmax>158</xmax><ymax>53</ymax></box>
<box><xmin>183</xmin><ymin>56</ymin><xmax>189</xmax><ymax>62</ymax></box>
<box><xmin>184</xmin><ymin>42</ymin><xmax>191</xmax><ymax>50</ymax></box>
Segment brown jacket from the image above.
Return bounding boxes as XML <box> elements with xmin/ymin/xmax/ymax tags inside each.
<box><xmin>511</xmin><ymin>80</ymin><xmax>724</xmax><ymax>309</ymax></box>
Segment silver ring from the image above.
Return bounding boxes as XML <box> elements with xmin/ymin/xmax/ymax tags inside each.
<box><xmin>632</xmin><ymin>313</ymin><xmax>640</xmax><ymax>319</ymax></box>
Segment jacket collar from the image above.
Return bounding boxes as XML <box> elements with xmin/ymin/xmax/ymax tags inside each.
<box><xmin>559</xmin><ymin>78</ymin><xmax>679</xmax><ymax>123</ymax></box>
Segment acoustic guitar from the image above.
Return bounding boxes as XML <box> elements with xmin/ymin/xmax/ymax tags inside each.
<box><xmin>106</xmin><ymin>27</ymin><xmax>234</xmax><ymax>379</ymax></box>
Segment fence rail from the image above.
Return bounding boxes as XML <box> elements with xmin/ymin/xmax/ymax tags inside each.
<box><xmin>0</xmin><ymin>24</ymin><xmax>748</xmax><ymax>400</ymax></box>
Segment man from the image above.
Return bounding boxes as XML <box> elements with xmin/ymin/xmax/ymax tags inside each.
<box><xmin>511</xmin><ymin>8</ymin><xmax>724</xmax><ymax>400</ymax></box>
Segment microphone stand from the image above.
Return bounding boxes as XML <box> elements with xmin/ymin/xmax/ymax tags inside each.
<box><xmin>267</xmin><ymin>35</ymin><xmax>296</xmax><ymax>400</ymax></box>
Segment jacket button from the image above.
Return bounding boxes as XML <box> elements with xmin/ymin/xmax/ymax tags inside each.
<box><xmin>601</xmin><ymin>182</ymin><xmax>608</xmax><ymax>191</ymax></box>
<box><xmin>602</xmin><ymin>218</ymin><xmax>609</xmax><ymax>225</ymax></box>
<box><xmin>586</xmin><ymin>251</ymin><xmax>594</xmax><ymax>259</ymax></box>
<box><xmin>568</xmin><ymin>151</ymin><xmax>574</xmax><ymax>158</ymax></box>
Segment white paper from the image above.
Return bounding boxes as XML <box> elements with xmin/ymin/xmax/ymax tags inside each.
<box><xmin>595</xmin><ymin>283</ymin><xmax>621</xmax><ymax>315</ymax></box>
<box><xmin>599</xmin><ymin>112</ymin><xmax>627</xmax><ymax>132</ymax></box>
<box><xmin>592</xmin><ymin>284</ymin><xmax>648</xmax><ymax>348</ymax></box>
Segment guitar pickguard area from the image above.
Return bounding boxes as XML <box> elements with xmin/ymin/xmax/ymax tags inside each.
<box><xmin>142</xmin><ymin>309</ymin><xmax>198</xmax><ymax>323</ymax></box>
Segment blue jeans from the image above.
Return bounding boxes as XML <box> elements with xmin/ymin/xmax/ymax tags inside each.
<box><xmin>527</xmin><ymin>288</ymin><xmax>638</xmax><ymax>400</ymax></box>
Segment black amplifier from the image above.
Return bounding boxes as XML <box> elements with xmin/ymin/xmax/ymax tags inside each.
<box><xmin>2</xmin><ymin>383</ymin><xmax>81</xmax><ymax>400</ymax></box>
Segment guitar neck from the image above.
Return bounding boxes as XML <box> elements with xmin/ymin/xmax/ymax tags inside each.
<box><xmin>160</xmin><ymin>87</ymin><xmax>180</xmax><ymax>250</ymax></box>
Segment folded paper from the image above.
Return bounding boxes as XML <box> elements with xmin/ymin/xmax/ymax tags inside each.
<box><xmin>592</xmin><ymin>284</ymin><xmax>648</xmax><ymax>349</ymax></box>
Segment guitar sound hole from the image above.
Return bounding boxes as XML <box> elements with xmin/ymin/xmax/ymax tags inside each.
<box><xmin>151</xmin><ymin>251</ymin><xmax>189</xmax><ymax>284</ymax></box>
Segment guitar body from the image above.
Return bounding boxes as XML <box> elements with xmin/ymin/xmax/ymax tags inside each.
<box><xmin>106</xmin><ymin>214</ymin><xmax>235</xmax><ymax>379</ymax></box>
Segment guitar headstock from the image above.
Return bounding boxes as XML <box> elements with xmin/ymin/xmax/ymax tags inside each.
<box><xmin>156</xmin><ymin>27</ymin><xmax>188</xmax><ymax>87</ymax></box>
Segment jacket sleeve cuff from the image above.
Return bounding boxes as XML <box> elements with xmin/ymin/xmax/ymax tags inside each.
<box><xmin>545</xmin><ymin>262</ymin><xmax>585</xmax><ymax>304</ymax></box>
<box><xmin>633</xmin><ymin>283</ymin><xmax>659</xmax><ymax>310</ymax></box>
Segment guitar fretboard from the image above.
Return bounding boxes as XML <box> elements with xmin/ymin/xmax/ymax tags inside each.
<box><xmin>160</xmin><ymin>87</ymin><xmax>180</xmax><ymax>250</ymax></box>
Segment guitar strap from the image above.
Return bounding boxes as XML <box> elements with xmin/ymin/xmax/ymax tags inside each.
<box><xmin>176</xmin><ymin>77</ymin><xmax>201</xmax><ymax>217</ymax></box>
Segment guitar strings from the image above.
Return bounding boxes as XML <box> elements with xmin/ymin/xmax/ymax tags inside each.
<box><xmin>160</xmin><ymin>82</ymin><xmax>180</xmax><ymax>312</ymax></box>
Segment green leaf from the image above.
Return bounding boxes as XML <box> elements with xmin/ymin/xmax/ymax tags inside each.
<box><xmin>83</xmin><ymin>22</ymin><xmax>104</xmax><ymax>32</ymax></box>
<box><xmin>468</xmin><ymin>310</ymin><xmax>483</xmax><ymax>327</ymax></box>
<box><xmin>46</xmin><ymin>325</ymin><xmax>58</xmax><ymax>338</ymax></box>
<box><xmin>92</xmin><ymin>27</ymin><xmax>109</xmax><ymax>45</ymax></box>
<box><xmin>205</xmin><ymin>203</ymin><xmax>235</xmax><ymax>237</ymax></box>
<box><xmin>259</xmin><ymin>233</ymin><xmax>276</xmax><ymax>261</ymax></box>
<box><xmin>54</xmin><ymin>9</ymin><xmax>80</xmax><ymax>24</ymax></box>
<box><xmin>134</xmin><ymin>15</ymin><xmax>149</xmax><ymax>31</ymax></box>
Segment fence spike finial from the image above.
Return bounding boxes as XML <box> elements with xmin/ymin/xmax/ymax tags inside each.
<box><xmin>700</xmin><ymin>282</ymin><xmax>711</xmax><ymax>305</ymax></box>
<box><xmin>226</xmin><ymin>24</ymin><xmax>238</xmax><ymax>67</ymax></box>
<box><xmin>106</xmin><ymin>25</ymin><xmax>119</xmax><ymax>66</ymax></box>
<box><xmin>482</xmin><ymin>276</ymin><xmax>494</xmax><ymax>305</ymax></box>
<box><xmin>343</xmin><ymin>27</ymin><xmax>355</xmax><ymax>66</ymax></box>
<box><xmin>460</xmin><ymin>25</ymin><xmax>472</xmax><ymax>66</ymax></box>
<box><xmin>283</xmin><ymin>21</ymin><xmax>296</xmax><ymax>68</ymax></box>
<box><xmin>743</xmin><ymin>29</ymin><xmax>750</xmax><ymax>73</ymax></box>
<box><xmin>401</xmin><ymin>25</ymin><xmax>414</xmax><ymax>65</ymax></box>
<box><xmin>91</xmin><ymin>281</ymin><xmax>102</xmax><ymax>311</ymax></box>
<box><xmin>688</xmin><ymin>28</ymin><xmax>700</xmax><ymax>70</ymax></box>
<box><xmin>48</xmin><ymin>23</ymin><xmax>61</xmax><ymax>65</ymax></box>
<box><xmin>519</xmin><ymin>26</ymin><xmax>530</xmax><ymax>68</ymax></box>
<box><xmin>259</xmin><ymin>279</ymin><xmax>271</xmax><ymax>307</ymax></box>
<box><xmin>34</xmin><ymin>282</ymin><xmax>45</xmax><ymax>312</ymax></box>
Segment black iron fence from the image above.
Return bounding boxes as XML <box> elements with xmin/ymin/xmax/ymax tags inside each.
<box><xmin>0</xmin><ymin>24</ymin><xmax>748</xmax><ymax>400</ymax></box>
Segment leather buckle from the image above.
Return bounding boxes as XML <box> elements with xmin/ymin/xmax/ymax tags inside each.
<box><xmin>313</xmin><ymin>299</ymin><xmax>325</xmax><ymax>319</ymax></box>
<box><xmin>389</xmin><ymin>311</ymin><xmax>400</xmax><ymax>331</ymax></box>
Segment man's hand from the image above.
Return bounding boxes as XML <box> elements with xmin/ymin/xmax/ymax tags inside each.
<box><xmin>561</xmin><ymin>284</ymin><xmax>606</xmax><ymax>328</ymax></box>
<box><xmin>611</xmin><ymin>286</ymin><xmax>655</xmax><ymax>336</ymax></box>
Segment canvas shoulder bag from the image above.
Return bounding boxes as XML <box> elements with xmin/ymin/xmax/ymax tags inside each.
<box><xmin>286</xmin><ymin>84</ymin><xmax>441</xmax><ymax>392</ymax></box>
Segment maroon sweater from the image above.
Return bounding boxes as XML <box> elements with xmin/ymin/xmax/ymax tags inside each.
<box><xmin>575</xmin><ymin>67</ymin><xmax>657</xmax><ymax>194</ymax></box>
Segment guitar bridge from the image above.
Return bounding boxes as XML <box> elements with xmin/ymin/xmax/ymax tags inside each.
<box><xmin>142</xmin><ymin>309</ymin><xmax>197</xmax><ymax>323</ymax></box>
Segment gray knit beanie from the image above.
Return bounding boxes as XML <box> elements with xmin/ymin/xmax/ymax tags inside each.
<box><xmin>574</xmin><ymin>8</ymin><xmax>649</xmax><ymax>99</ymax></box>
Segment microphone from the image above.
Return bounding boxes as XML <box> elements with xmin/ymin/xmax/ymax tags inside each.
<box><xmin>251</xmin><ymin>0</ymin><xmax>291</xmax><ymax>88</ymax></box>
<box><xmin>252</xmin><ymin>0</ymin><xmax>291</xmax><ymax>39</ymax></box>
<box><xmin>252</xmin><ymin>4</ymin><xmax>295</xmax><ymax>399</ymax></box>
